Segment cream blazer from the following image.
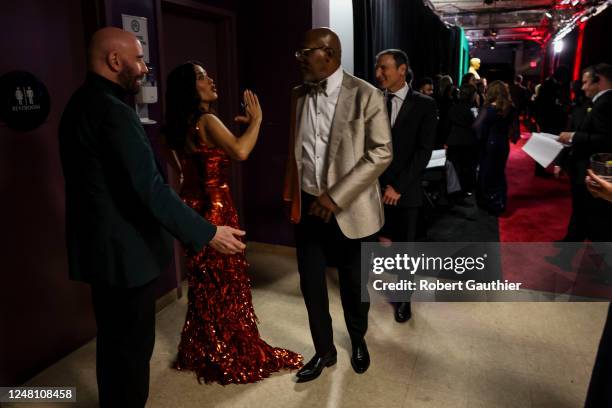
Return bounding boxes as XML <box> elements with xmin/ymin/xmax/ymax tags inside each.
<box><xmin>283</xmin><ymin>71</ymin><xmax>393</xmax><ymax>239</ymax></box>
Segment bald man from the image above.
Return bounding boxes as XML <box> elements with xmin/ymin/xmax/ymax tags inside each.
<box><xmin>284</xmin><ymin>28</ymin><xmax>392</xmax><ymax>381</ymax></box>
<box><xmin>59</xmin><ymin>27</ymin><xmax>245</xmax><ymax>407</ymax></box>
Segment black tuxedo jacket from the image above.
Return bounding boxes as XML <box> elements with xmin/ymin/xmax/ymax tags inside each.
<box><xmin>569</xmin><ymin>90</ymin><xmax>612</xmax><ymax>183</ymax></box>
<box><xmin>379</xmin><ymin>88</ymin><xmax>438</xmax><ymax>207</ymax></box>
<box><xmin>446</xmin><ymin>101</ymin><xmax>477</xmax><ymax>146</ymax></box>
<box><xmin>59</xmin><ymin>73</ymin><xmax>216</xmax><ymax>288</ymax></box>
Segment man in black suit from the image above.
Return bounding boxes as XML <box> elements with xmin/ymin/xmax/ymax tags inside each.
<box><xmin>375</xmin><ymin>49</ymin><xmax>438</xmax><ymax>322</ymax></box>
<box><xmin>58</xmin><ymin>27</ymin><xmax>245</xmax><ymax>407</ymax></box>
<box><xmin>559</xmin><ymin>63</ymin><xmax>612</xmax><ymax>244</ymax></box>
<box><xmin>509</xmin><ymin>74</ymin><xmax>529</xmax><ymax>118</ymax></box>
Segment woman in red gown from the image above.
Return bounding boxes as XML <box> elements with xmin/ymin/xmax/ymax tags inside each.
<box><xmin>163</xmin><ymin>61</ymin><xmax>302</xmax><ymax>384</ymax></box>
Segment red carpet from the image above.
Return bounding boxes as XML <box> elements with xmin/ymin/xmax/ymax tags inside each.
<box><xmin>498</xmin><ymin>131</ymin><xmax>571</xmax><ymax>243</ymax></box>
<box><xmin>498</xmin><ymin>127</ymin><xmax>612</xmax><ymax>299</ymax></box>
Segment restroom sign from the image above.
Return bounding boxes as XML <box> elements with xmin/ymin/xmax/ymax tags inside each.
<box><xmin>122</xmin><ymin>14</ymin><xmax>150</xmax><ymax>63</ymax></box>
<box><xmin>0</xmin><ymin>71</ymin><xmax>50</xmax><ymax>131</ymax></box>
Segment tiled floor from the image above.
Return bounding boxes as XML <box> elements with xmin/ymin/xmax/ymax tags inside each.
<box><xmin>9</xmin><ymin>242</ymin><xmax>608</xmax><ymax>408</ymax></box>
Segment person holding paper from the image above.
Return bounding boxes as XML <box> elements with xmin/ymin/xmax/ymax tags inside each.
<box><xmin>559</xmin><ymin>63</ymin><xmax>612</xmax><ymax>242</ymax></box>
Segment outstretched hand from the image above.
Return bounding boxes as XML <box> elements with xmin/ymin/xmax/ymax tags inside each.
<box><xmin>234</xmin><ymin>90</ymin><xmax>262</xmax><ymax>125</ymax></box>
<box><xmin>209</xmin><ymin>226</ymin><xmax>246</xmax><ymax>254</ymax></box>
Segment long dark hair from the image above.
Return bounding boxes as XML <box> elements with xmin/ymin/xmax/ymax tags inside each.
<box><xmin>438</xmin><ymin>75</ymin><xmax>454</xmax><ymax>99</ymax></box>
<box><xmin>485</xmin><ymin>80</ymin><xmax>513</xmax><ymax>117</ymax></box>
<box><xmin>459</xmin><ymin>83</ymin><xmax>477</xmax><ymax>104</ymax></box>
<box><xmin>461</xmin><ymin>72</ymin><xmax>475</xmax><ymax>86</ymax></box>
<box><xmin>163</xmin><ymin>61</ymin><xmax>207</xmax><ymax>152</ymax></box>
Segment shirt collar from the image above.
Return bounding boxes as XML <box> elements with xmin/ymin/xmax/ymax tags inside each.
<box><xmin>593</xmin><ymin>88</ymin><xmax>612</xmax><ymax>103</ymax></box>
<box><xmin>322</xmin><ymin>65</ymin><xmax>344</xmax><ymax>94</ymax></box>
<box><xmin>87</xmin><ymin>72</ymin><xmax>128</xmax><ymax>99</ymax></box>
<box><xmin>386</xmin><ymin>81</ymin><xmax>409</xmax><ymax>101</ymax></box>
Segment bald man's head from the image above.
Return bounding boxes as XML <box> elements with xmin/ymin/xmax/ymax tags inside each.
<box><xmin>88</xmin><ymin>27</ymin><xmax>148</xmax><ymax>94</ymax></box>
<box><xmin>296</xmin><ymin>27</ymin><xmax>342</xmax><ymax>82</ymax></box>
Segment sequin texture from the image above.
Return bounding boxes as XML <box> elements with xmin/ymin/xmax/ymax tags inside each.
<box><xmin>174</xmin><ymin>141</ymin><xmax>303</xmax><ymax>384</ymax></box>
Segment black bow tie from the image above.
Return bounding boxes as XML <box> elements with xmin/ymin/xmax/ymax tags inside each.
<box><xmin>304</xmin><ymin>80</ymin><xmax>328</xmax><ymax>96</ymax></box>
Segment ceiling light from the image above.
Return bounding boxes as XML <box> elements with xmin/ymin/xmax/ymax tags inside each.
<box><xmin>554</xmin><ymin>41</ymin><xmax>564</xmax><ymax>53</ymax></box>
<box><xmin>545</xmin><ymin>11</ymin><xmax>553</xmax><ymax>18</ymax></box>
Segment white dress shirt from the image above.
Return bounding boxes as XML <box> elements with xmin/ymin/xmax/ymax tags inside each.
<box><xmin>300</xmin><ymin>65</ymin><xmax>344</xmax><ymax>196</ymax></box>
<box><xmin>386</xmin><ymin>82</ymin><xmax>409</xmax><ymax>127</ymax></box>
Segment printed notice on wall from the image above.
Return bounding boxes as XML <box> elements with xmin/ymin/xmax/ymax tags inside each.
<box><xmin>122</xmin><ymin>14</ymin><xmax>150</xmax><ymax>63</ymax></box>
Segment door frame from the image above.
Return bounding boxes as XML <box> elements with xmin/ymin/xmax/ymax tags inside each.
<box><xmin>155</xmin><ymin>0</ymin><xmax>242</xmax><ymax>297</ymax></box>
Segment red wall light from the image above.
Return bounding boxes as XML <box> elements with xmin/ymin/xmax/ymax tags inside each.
<box><xmin>530</xmin><ymin>60</ymin><xmax>538</xmax><ymax>68</ymax></box>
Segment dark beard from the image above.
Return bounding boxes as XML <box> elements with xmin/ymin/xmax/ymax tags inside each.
<box><xmin>118</xmin><ymin>66</ymin><xmax>142</xmax><ymax>95</ymax></box>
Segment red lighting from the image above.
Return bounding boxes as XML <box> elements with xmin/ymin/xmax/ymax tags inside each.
<box><xmin>573</xmin><ymin>22</ymin><xmax>586</xmax><ymax>81</ymax></box>
<box><xmin>530</xmin><ymin>61</ymin><xmax>538</xmax><ymax>68</ymax></box>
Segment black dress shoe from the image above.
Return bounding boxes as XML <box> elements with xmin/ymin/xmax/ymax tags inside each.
<box><xmin>351</xmin><ymin>340</ymin><xmax>370</xmax><ymax>374</ymax></box>
<box><xmin>296</xmin><ymin>348</ymin><xmax>337</xmax><ymax>382</ymax></box>
<box><xmin>394</xmin><ymin>301</ymin><xmax>412</xmax><ymax>322</ymax></box>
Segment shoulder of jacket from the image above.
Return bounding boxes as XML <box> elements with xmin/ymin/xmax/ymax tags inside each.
<box><xmin>343</xmin><ymin>72</ymin><xmax>379</xmax><ymax>93</ymax></box>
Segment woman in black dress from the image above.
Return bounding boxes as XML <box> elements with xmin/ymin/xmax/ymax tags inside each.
<box><xmin>473</xmin><ymin>80</ymin><xmax>517</xmax><ymax>215</ymax></box>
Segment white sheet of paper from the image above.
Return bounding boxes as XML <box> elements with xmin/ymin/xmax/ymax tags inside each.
<box><xmin>427</xmin><ymin>149</ymin><xmax>446</xmax><ymax>169</ymax></box>
<box><xmin>522</xmin><ymin>132</ymin><xmax>565</xmax><ymax>168</ymax></box>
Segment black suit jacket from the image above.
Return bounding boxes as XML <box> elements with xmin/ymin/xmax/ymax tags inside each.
<box><xmin>509</xmin><ymin>83</ymin><xmax>528</xmax><ymax>113</ymax></box>
<box><xmin>568</xmin><ymin>90</ymin><xmax>612</xmax><ymax>183</ymax></box>
<box><xmin>59</xmin><ymin>73</ymin><xmax>216</xmax><ymax>288</ymax></box>
<box><xmin>379</xmin><ymin>88</ymin><xmax>438</xmax><ymax>207</ymax></box>
<box><xmin>446</xmin><ymin>102</ymin><xmax>476</xmax><ymax>146</ymax></box>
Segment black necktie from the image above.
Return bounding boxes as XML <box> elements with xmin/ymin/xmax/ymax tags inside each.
<box><xmin>305</xmin><ymin>80</ymin><xmax>328</xmax><ymax>96</ymax></box>
<box><xmin>386</xmin><ymin>93</ymin><xmax>395</xmax><ymax>123</ymax></box>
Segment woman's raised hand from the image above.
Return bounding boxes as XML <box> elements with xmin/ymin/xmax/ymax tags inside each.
<box><xmin>234</xmin><ymin>90</ymin><xmax>262</xmax><ymax>125</ymax></box>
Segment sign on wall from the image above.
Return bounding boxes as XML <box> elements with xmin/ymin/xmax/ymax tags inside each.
<box><xmin>0</xmin><ymin>71</ymin><xmax>50</xmax><ymax>131</ymax></box>
<box><xmin>122</xmin><ymin>14</ymin><xmax>150</xmax><ymax>63</ymax></box>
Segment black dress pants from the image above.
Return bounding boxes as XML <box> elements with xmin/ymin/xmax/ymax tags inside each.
<box><xmin>91</xmin><ymin>278</ymin><xmax>157</xmax><ymax>408</ymax></box>
<box><xmin>295</xmin><ymin>192</ymin><xmax>371</xmax><ymax>355</ymax></box>
<box><xmin>447</xmin><ymin>145</ymin><xmax>477</xmax><ymax>194</ymax></box>
<box><xmin>564</xmin><ymin>181</ymin><xmax>589</xmax><ymax>241</ymax></box>
<box><xmin>380</xmin><ymin>205</ymin><xmax>419</xmax><ymax>242</ymax></box>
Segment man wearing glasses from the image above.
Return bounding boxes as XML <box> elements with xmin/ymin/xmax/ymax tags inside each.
<box><xmin>283</xmin><ymin>27</ymin><xmax>392</xmax><ymax>382</ymax></box>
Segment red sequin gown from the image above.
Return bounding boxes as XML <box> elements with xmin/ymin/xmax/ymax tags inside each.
<box><xmin>173</xmin><ymin>138</ymin><xmax>302</xmax><ymax>384</ymax></box>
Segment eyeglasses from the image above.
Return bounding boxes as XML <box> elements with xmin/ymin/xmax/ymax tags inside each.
<box><xmin>295</xmin><ymin>46</ymin><xmax>327</xmax><ymax>59</ymax></box>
